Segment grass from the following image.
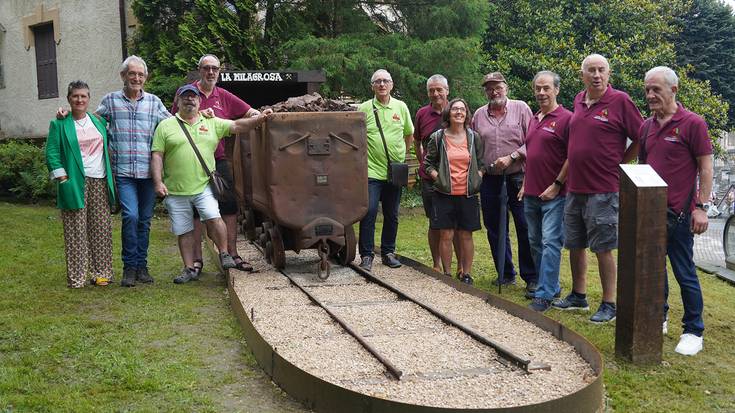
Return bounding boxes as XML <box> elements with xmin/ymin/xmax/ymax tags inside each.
<box><xmin>1</xmin><ymin>202</ymin><xmax>733</xmax><ymax>412</ymax></box>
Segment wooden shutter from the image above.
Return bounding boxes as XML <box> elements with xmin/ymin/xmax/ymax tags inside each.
<box><xmin>33</xmin><ymin>23</ymin><xmax>58</xmax><ymax>99</ymax></box>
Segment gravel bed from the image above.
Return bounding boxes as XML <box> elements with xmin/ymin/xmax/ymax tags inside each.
<box><xmin>231</xmin><ymin>239</ymin><xmax>598</xmax><ymax>409</ymax></box>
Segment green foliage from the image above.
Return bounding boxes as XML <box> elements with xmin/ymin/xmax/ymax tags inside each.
<box><xmin>0</xmin><ymin>141</ymin><xmax>54</xmax><ymax>201</ymax></box>
<box><xmin>675</xmin><ymin>0</ymin><xmax>735</xmax><ymax>126</ymax></box>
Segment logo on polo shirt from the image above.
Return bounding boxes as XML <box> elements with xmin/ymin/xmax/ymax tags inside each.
<box><xmin>664</xmin><ymin>127</ymin><xmax>680</xmax><ymax>143</ymax></box>
<box><xmin>593</xmin><ymin>108</ymin><xmax>609</xmax><ymax>122</ymax></box>
<box><xmin>542</xmin><ymin>121</ymin><xmax>557</xmax><ymax>133</ymax></box>
<box><xmin>392</xmin><ymin>113</ymin><xmax>401</xmax><ymax>122</ymax></box>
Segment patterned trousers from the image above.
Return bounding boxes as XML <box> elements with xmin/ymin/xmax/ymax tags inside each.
<box><xmin>61</xmin><ymin>177</ymin><xmax>113</xmax><ymax>288</ymax></box>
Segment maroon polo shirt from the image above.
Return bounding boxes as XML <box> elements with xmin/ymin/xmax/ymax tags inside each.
<box><xmin>567</xmin><ymin>85</ymin><xmax>643</xmax><ymax>194</ymax></box>
<box><xmin>471</xmin><ymin>99</ymin><xmax>532</xmax><ymax>175</ymax></box>
<box><xmin>642</xmin><ymin>104</ymin><xmax>712</xmax><ymax>212</ymax></box>
<box><xmin>171</xmin><ymin>81</ymin><xmax>251</xmax><ymax>160</ymax></box>
<box><xmin>524</xmin><ymin>105</ymin><xmax>572</xmax><ymax>197</ymax></box>
<box><xmin>414</xmin><ymin>104</ymin><xmax>444</xmax><ymax>179</ymax></box>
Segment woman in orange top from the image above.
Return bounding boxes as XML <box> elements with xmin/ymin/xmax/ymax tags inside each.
<box><xmin>424</xmin><ymin>98</ymin><xmax>486</xmax><ymax>284</ymax></box>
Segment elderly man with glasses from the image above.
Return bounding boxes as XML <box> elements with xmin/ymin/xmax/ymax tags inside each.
<box><xmin>356</xmin><ymin>69</ymin><xmax>414</xmax><ymax>271</ymax></box>
<box><xmin>171</xmin><ymin>54</ymin><xmax>271</xmax><ymax>276</ymax></box>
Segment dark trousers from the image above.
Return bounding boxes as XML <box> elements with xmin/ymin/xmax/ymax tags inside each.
<box><xmin>666</xmin><ymin>214</ymin><xmax>704</xmax><ymax>336</ymax></box>
<box><xmin>479</xmin><ymin>173</ymin><xmax>537</xmax><ymax>284</ymax></box>
<box><xmin>359</xmin><ymin>178</ymin><xmax>402</xmax><ymax>257</ymax></box>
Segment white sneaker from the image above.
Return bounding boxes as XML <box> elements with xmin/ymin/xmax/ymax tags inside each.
<box><xmin>662</xmin><ymin>320</ymin><xmax>668</xmax><ymax>335</ymax></box>
<box><xmin>674</xmin><ymin>333</ymin><xmax>703</xmax><ymax>356</ymax></box>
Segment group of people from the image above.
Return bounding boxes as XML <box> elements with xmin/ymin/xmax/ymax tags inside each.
<box><xmin>45</xmin><ymin>51</ymin><xmax>711</xmax><ymax>357</ymax></box>
<box><xmin>46</xmin><ymin>54</ymin><xmax>267</xmax><ymax>290</ymax></box>
<box><xmin>359</xmin><ymin>54</ymin><xmax>712</xmax><ymax>356</ymax></box>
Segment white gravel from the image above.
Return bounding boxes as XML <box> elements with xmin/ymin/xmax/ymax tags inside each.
<box><xmin>231</xmin><ymin>240</ymin><xmax>598</xmax><ymax>409</ymax></box>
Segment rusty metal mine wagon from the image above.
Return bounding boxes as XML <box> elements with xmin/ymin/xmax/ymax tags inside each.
<box><xmin>232</xmin><ymin>111</ymin><xmax>368</xmax><ymax>278</ymax></box>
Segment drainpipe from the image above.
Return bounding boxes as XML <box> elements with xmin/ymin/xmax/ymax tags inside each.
<box><xmin>119</xmin><ymin>0</ymin><xmax>128</xmax><ymax>59</ymax></box>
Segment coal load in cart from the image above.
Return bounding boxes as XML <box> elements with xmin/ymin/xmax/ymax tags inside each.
<box><xmin>232</xmin><ymin>94</ymin><xmax>367</xmax><ymax>279</ymax></box>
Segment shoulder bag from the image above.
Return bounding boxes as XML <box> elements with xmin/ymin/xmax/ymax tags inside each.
<box><xmin>176</xmin><ymin>118</ymin><xmax>230</xmax><ymax>201</ymax></box>
<box><xmin>372</xmin><ymin>103</ymin><xmax>409</xmax><ymax>186</ymax></box>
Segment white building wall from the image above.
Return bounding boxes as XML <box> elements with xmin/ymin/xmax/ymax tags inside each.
<box><xmin>0</xmin><ymin>0</ymin><xmax>129</xmax><ymax>137</ymax></box>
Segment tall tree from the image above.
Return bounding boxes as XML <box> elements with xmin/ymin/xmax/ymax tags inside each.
<box><xmin>675</xmin><ymin>0</ymin><xmax>735</xmax><ymax>125</ymax></box>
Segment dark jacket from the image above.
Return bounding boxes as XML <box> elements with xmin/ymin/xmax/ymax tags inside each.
<box><xmin>424</xmin><ymin>128</ymin><xmax>486</xmax><ymax>196</ymax></box>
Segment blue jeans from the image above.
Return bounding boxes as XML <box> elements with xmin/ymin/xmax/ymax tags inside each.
<box><xmin>666</xmin><ymin>214</ymin><xmax>704</xmax><ymax>336</ymax></box>
<box><xmin>479</xmin><ymin>174</ymin><xmax>537</xmax><ymax>283</ymax></box>
<box><xmin>116</xmin><ymin>177</ymin><xmax>155</xmax><ymax>270</ymax></box>
<box><xmin>524</xmin><ymin>195</ymin><xmax>565</xmax><ymax>300</ymax></box>
<box><xmin>359</xmin><ymin>178</ymin><xmax>402</xmax><ymax>257</ymax></box>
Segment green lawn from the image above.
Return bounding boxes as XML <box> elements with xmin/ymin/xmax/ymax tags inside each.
<box><xmin>1</xmin><ymin>202</ymin><xmax>733</xmax><ymax>412</ymax></box>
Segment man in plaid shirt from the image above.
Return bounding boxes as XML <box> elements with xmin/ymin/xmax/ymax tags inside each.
<box><xmin>95</xmin><ymin>55</ymin><xmax>171</xmax><ymax>287</ymax></box>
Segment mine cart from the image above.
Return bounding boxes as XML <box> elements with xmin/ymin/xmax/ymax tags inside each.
<box><xmin>233</xmin><ymin>111</ymin><xmax>368</xmax><ymax>278</ymax></box>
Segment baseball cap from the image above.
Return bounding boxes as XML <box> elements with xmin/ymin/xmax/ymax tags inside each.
<box><xmin>481</xmin><ymin>72</ymin><xmax>507</xmax><ymax>86</ymax></box>
<box><xmin>175</xmin><ymin>84</ymin><xmax>201</xmax><ymax>98</ymax></box>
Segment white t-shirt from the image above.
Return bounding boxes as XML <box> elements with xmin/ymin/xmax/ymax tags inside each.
<box><xmin>73</xmin><ymin>115</ymin><xmax>106</xmax><ymax>178</ymax></box>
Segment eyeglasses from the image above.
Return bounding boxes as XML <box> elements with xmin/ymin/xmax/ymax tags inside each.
<box><xmin>484</xmin><ymin>85</ymin><xmax>505</xmax><ymax>93</ymax></box>
<box><xmin>372</xmin><ymin>79</ymin><xmax>393</xmax><ymax>85</ymax></box>
<box><xmin>450</xmin><ymin>106</ymin><xmax>467</xmax><ymax>113</ymax></box>
<box><xmin>179</xmin><ymin>94</ymin><xmax>198</xmax><ymax>100</ymax></box>
<box><xmin>200</xmin><ymin>65</ymin><xmax>220</xmax><ymax>72</ymax></box>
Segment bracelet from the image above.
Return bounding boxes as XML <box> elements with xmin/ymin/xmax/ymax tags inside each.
<box><xmin>553</xmin><ymin>179</ymin><xmax>563</xmax><ymax>187</ymax></box>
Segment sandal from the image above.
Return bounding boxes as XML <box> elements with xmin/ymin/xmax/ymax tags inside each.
<box><xmin>233</xmin><ymin>255</ymin><xmax>253</xmax><ymax>272</ymax></box>
<box><xmin>192</xmin><ymin>259</ymin><xmax>204</xmax><ymax>277</ymax></box>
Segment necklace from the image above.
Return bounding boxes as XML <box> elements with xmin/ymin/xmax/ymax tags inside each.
<box><xmin>74</xmin><ymin>115</ymin><xmax>88</xmax><ymax>128</ymax></box>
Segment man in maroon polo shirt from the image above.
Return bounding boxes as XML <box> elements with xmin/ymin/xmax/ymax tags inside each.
<box><xmin>472</xmin><ymin>72</ymin><xmax>537</xmax><ymax>296</ymax></box>
<box><xmin>172</xmin><ymin>54</ymin><xmax>271</xmax><ymax>276</ymax></box>
<box><xmin>552</xmin><ymin>54</ymin><xmax>642</xmax><ymax>323</ymax></box>
<box><xmin>641</xmin><ymin>66</ymin><xmax>712</xmax><ymax>355</ymax></box>
<box><xmin>520</xmin><ymin>71</ymin><xmax>572</xmax><ymax>312</ymax></box>
<box><xmin>414</xmin><ymin>74</ymin><xmax>462</xmax><ymax>275</ymax></box>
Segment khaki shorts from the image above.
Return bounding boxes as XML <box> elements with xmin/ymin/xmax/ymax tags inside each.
<box><xmin>563</xmin><ymin>192</ymin><xmax>619</xmax><ymax>253</ymax></box>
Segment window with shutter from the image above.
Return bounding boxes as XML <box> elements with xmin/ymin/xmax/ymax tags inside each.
<box><xmin>32</xmin><ymin>23</ymin><xmax>57</xmax><ymax>99</ymax></box>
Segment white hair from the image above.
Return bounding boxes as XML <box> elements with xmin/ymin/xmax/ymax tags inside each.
<box><xmin>426</xmin><ymin>74</ymin><xmax>448</xmax><ymax>91</ymax></box>
<box><xmin>198</xmin><ymin>54</ymin><xmax>220</xmax><ymax>67</ymax></box>
<box><xmin>370</xmin><ymin>69</ymin><xmax>392</xmax><ymax>83</ymax></box>
<box><xmin>120</xmin><ymin>55</ymin><xmax>148</xmax><ymax>75</ymax></box>
<box><xmin>581</xmin><ymin>53</ymin><xmax>609</xmax><ymax>71</ymax></box>
<box><xmin>645</xmin><ymin>66</ymin><xmax>679</xmax><ymax>87</ymax></box>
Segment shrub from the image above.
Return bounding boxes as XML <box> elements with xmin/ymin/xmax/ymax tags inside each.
<box><xmin>0</xmin><ymin>141</ymin><xmax>55</xmax><ymax>201</ymax></box>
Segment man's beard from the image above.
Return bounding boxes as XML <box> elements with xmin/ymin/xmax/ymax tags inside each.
<box><xmin>490</xmin><ymin>97</ymin><xmax>507</xmax><ymax>107</ymax></box>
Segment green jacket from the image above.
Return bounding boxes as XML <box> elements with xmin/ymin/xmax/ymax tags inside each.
<box><xmin>424</xmin><ymin>128</ymin><xmax>486</xmax><ymax>196</ymax></box>
<box><xmin>45</xmin><ymin>113</ymin><xmax>116</xmax><ymax>210</ymax></box>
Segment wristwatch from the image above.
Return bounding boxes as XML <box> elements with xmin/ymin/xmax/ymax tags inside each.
<box><xmin>510</xmin><ymin>152</ymin><xmax>519</xmax><ymax>163</ymax></box>
<box><xmin>695</xmin><ymin>203</ymin><xmax>709</xmax><ymax>211</ymax></box>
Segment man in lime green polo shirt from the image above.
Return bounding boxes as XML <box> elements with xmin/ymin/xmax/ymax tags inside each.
<box><xmin>357</xmin><ymin>69</ymin><xmax>414</xmax><ymax>271</ymax></box>
<box><xmin>151</xmin><ymin>84</ymin><xmax>267</xmax><ymax>283</ymax></box>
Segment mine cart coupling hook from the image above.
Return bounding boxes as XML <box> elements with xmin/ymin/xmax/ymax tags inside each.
<box><xmin>317</xmin><ymin>241</ymin><xmax>331</xmax><ymax>280</ymax></box>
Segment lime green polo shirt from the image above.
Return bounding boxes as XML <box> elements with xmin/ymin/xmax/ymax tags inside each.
<box><xmin>358</xmin><ymin>97</ymin><xmax>414</xmax><ymax>180</ymax></box>
<box><xmin>151</xmin><ymin>114</ymin><xmax>233</xmax><ymax>195</ymax></box>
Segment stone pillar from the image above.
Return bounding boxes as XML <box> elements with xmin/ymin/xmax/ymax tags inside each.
<box><xmin>616</xmin><ymin>164</ymin><xmax>668</xmax><ymax>364</ymax></box>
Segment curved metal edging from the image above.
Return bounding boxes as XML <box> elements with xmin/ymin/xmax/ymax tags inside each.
<box><xmin>226</xmin><ymin>257</ymin><xmax>604</xmax><ymax>413</ymax></box>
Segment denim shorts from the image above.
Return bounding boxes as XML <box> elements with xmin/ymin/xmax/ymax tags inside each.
<box><xmin>164</xmin><ymin>185</ymin><xmax>221</xmax><ymax>235</ymax></box>
<box><xmin>563</xmin><ymin>192</ymin><xmax>619</xmax><ymax>252</ymax></box>
<box><xmin>431</xmin><ymin>192</ymin><xmax>481</xmax><ymax>231</ymax></box>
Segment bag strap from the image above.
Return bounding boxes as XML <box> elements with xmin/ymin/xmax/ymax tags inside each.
<box><xmin>176</xmin><ymin>117</ymin><xmax>212</xmax><ymax>177</ymax></box>
<box><xmin>372</xmin><ymin>102</ymin><xmax>393</xmax><ymax>175</ymax></box>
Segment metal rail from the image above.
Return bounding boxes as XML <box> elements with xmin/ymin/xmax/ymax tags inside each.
<box><xmin>349</xmin><ymin>263</ymin><xmax>550</xmax><ymax>372</ymax></box>
<box><xmin>279</xmin><ymin>269</ymin><xmax>404</xmax><ymax>380</ymax></box>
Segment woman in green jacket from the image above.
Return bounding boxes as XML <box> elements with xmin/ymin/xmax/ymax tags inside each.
<box><xmin>424</xmin><ymin>98</ymin><xmax>486</xmax><ymax>284</ymax></box>
<box><xmin>46</xmin><ymin>80</ymin><xmax>116</xmax><ymax>288</ymax></box>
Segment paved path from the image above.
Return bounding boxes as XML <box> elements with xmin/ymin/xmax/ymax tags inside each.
<box><xmin>693</xmin><ymin>216</ymin><xmax>735</xmax><ymax>284</ymax></box>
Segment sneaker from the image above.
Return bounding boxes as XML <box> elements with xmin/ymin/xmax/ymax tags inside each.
<box><xmin>460</xmin><ymin>273</ymin><xmax>474</xmax><ymax>285</ymax></box>
<box><xmin>589</xmin><ymin>302</ymin><xmax>616</xmax><ymax>324</ymax></box>
<box><xmin>220</xmin><ymin>252</ymin><xmax>236</xmax><ymax>270</ymax></box>
<box><xmin>662</xmin><ymin>320</ymin><xmax>668</xmax><ymax>335</ymax></box>
<box><xmin>173</xmin><ymin>267</ymin><xmax>199</xmax><ymax>284</ymax></box>
<box><xmin>552</xmin><ymin>293</ymin><xmax>589</xmax><ymax>311</ymax></box>
<box><xmin>381</xmin><ymin>253</ymin><xmax>402</xmax><ymax>268</ymax></box>
<box><xmin>359</xmin><ymin>255</ymin><xmax>373</xmax><ymax>271</ymax></box>
<box><xmin>674</xmin><ymin>333</ymin><xmax>703</xmax><ymax>356</ymax></box>
<box><xmin>524</xmin><ymin>282</ymin><xmax>538</xmax><ymax>299</ymax></box>
<box><xmin>136</xmin><ymin>267</ymin><xmax>154</xmax><ymax>284</ymax></box>
<box><xmin>492</xmin><ymin>277</ymin><xmax>516</xmax><ymax>286</ymax></box>
<box><xmin>529</xmin><ymin>297</ymin><xmax>552</xmax><ymax>312</ymax></box>
<box><xmin>121</xmin><ymin>267</ymin><xmax>137</xmax><ymax>287</ymax></box>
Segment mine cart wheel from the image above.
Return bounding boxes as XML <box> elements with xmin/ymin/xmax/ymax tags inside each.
<box><xmin>336</xmin><ymin>225</ymin><xmax>357</xmax><ymax>266</ymax></box>
<box><xmin>269</xmin><ymin>226</ymin><xmax>286</xmax><ymax>269</ymax></box>
<box><xmin>243</xmin><ymin>208</ymin><xmax>257</xmax><ymax>242</ymax></box>
<box><xmin>265</xmin><ymin>239</ymin><xmax>274</xmax><ymax>264</ymax></box>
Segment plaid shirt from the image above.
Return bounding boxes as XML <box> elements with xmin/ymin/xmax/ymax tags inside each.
<box><xmin>96</xmin><ymin>90</ymin><xmax>171</xmax><ymax>178</ymax></box>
